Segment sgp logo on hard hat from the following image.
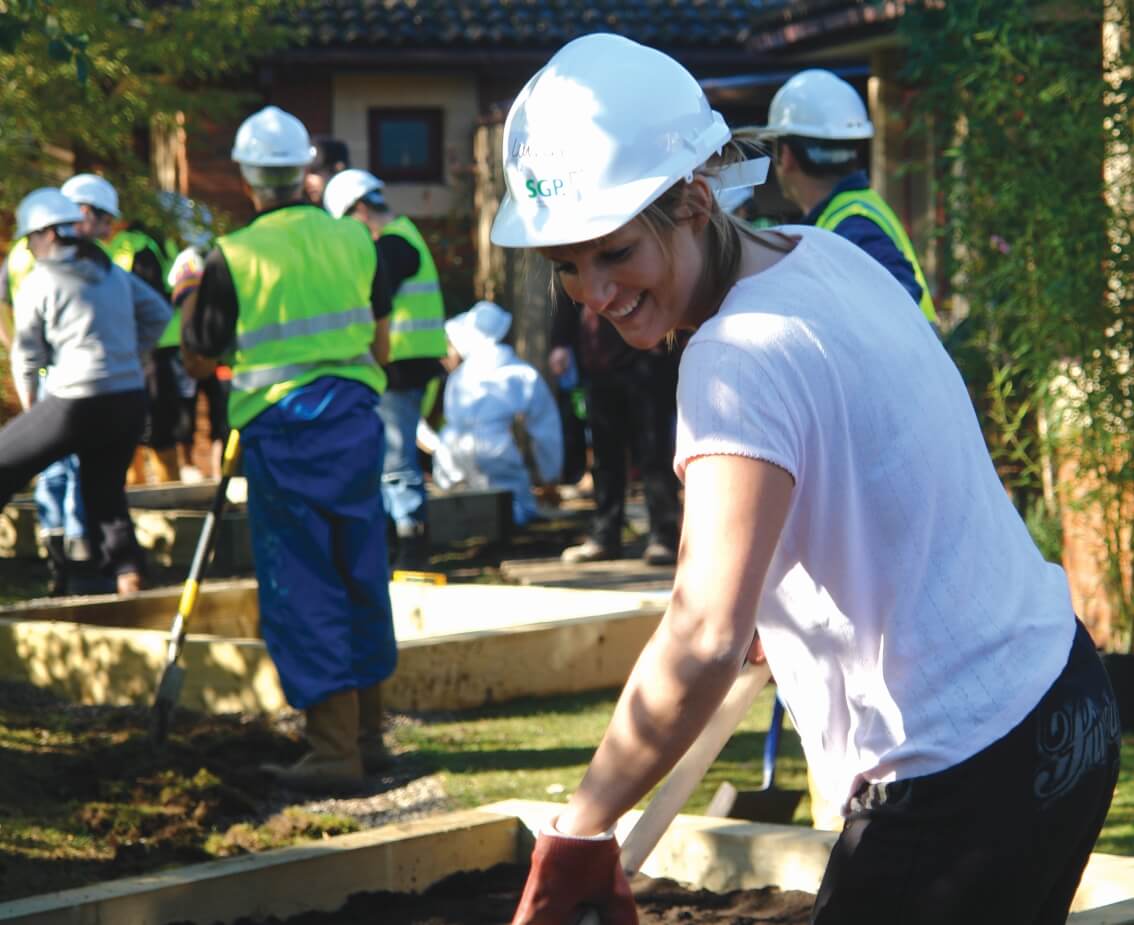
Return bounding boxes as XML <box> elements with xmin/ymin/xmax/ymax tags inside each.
<box><xmin>525</xmin><ymin>178</ymin><xmax>566</xmax><ymax>198</ymax></box>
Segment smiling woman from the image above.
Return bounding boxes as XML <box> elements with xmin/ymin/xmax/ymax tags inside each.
<box><xmin>489</xmin><ymin>31</ymin><xmax>1122</xmax><ymax>925</ymax></box>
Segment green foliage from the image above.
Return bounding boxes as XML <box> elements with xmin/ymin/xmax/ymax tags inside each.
<box><xmin>903</xmin><ymin>0</ymin><xmax>1134</xmax><ymax>650</ymax></box>
<box><xmin>1024</xmin><ymin>496</ymin><xmax>1064</xmax><ymax>564</ymax></box>
<box><xmin>0</xmin><ymin>0</ymin><xmax>303</xmax><ymax>224</ymax></box>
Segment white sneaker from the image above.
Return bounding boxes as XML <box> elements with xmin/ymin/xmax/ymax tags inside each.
<box><xmin>179</xmin><ymin>465</ymin><xmax>204</xmax><ymax>484</ymax></box>
<box><xmin>561</xmin><ymin>539</ymin><xmax>621</xmax><ymax>564</ymax></box>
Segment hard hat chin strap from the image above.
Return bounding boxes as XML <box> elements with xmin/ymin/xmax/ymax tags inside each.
<box><xmin>711</xmin><ymin>156</ymin><xmax>771</xmax><ymax>193</ymax></box>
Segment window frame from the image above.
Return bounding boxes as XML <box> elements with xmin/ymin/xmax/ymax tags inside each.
<box><xmin>367</xmin><ymin>107</ymin><xmax>444</xmax><ymax>183</ymax></box>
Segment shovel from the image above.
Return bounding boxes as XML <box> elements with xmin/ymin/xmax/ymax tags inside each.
<box><xmin>576</xmin><ymin>660</ymin><xmax>772</xmax><ymax>925</ymax></box>
<box><xmin>724</xmin><ymin>693</ymin><xmax>806</xmax><ymax>824</ymax></box>
<box><xmin>149</xmin><ymin>429</ymin><xmax>241</xmax><ymax>744</ymax></box>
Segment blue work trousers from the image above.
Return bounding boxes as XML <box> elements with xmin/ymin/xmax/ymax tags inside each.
<box><xmin>242</xmin><ymin>377</ymin><xmax>396</xmax><ymax>710</ymax></box>
<box><xmin>377</xmin><ymin>386</ymin><xmax>428</xmax><ymax>529</ymax></box>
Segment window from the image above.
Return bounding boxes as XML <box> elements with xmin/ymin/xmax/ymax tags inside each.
<box><xmin>368</xmin><ymin>108</ymin><xmax>443</xmax><ymax>183</ymax></box>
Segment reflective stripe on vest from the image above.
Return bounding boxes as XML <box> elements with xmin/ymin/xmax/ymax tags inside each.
<box><xmin>390</xmin><ymin>315</ymin><xmax>445</xmax><ymax>335</ymax></box>
<box><xmin>380</xmin><ymin>215</ymin><xmax>447</xmax><ymax>361</ymax></box>
<box><xmin>236</xmin><ymin>305</ymin><xmax>375</xmax><ymax>352</ymax></box>
<box><xmin>231</xmin><ymin>352</ymin><xmax>379</xmax><ymax>391</ymax></box>
<box><xmin>219</xmin><ymin>205</ymin><xmax>384</xmax><ymax>428</ymax></box>
<box><xmin>5</xmin><ymin>238</ymin><xmax>36</xmax><ymax>303</ymax></box>
<box><xmin>816</xmin><ymin>189</ymin><xmax>937</xmax><ymax>323</ymax></box>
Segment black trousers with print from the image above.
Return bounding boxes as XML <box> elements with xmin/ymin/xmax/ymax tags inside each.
<box><xmin>812</xmin><ymin>619</ymin><xmax>1121</xmax><ymax>925</ymax></box>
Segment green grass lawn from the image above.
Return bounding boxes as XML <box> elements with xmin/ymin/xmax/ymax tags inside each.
<box><xmin>391</xmin><ymin>686</ymin><xmax>1134</xmax><ymax>856</ymax></box>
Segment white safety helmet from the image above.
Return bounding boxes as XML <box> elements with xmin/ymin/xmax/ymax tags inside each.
<box><xmin>15</xmin><ymin>188</ymin><xmax>85</xmax><ymax>239</ymax></box>
<box><xmin>445</xmin><ymin>300</ymin><xmax>512</xmax><ymax>358</ymax></box>
<box><xmin>231</xmin><ymin>105</ymin><xmax>315</xmax><ymax>167</ymax></box>
<box><xmin>323</xmin><ymin>168</ymin><xmax>387</xmax><ymax>219</ymax></box>
<box><xmin>491</xmin><ymin>34</ymin><xmax>736</xmax><ymax>248</ymax></box>
<box><xmin>60</xmin><ymin>173</ymin><xmax>120</xmax><ymax>217</ymax></box>
<box><xmin>755</xmin><ymin>69</ymin><xmax>874</xmax><ymax>141</ymax></box>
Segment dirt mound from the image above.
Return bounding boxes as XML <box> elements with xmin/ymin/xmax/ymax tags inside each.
<box><xmin>202</xmin><ymin>863</ymin><xmax>814</xmax><ymax>924</ymax></box>
<box><xmin>0</xmin><ymin>680</ymin><xmax>329</xmax><ymax>901</ymax></box>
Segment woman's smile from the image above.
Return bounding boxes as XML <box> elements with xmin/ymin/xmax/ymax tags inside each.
<box><xmin>604</xmin><ymin>292</ymin><xmax>644</xmax><ymax>321</ymax></box>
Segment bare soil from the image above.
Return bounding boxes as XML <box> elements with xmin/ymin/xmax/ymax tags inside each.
<box><xmin>202</xmin><ymin>863</ymin><xmax>815</xmax><ymax>924</ymax></box>
<box><xmin>0</xmin><ymin>679</ymin><xmax>301</xmax><ymax>900</ymax></box>
<box><xmin>0</xmin><ymin>494</ymin><xmax>670</xmax><ymax>903</ymax></box>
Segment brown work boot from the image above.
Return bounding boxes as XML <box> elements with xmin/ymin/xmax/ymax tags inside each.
<box><xmin>263</xmin><ymin>690</ymin><xmax>364</xmax><ymax>795</ymax></box>
<box><xmin>358</xmin><ymin>682</ymin><xmax>393</xmax><ymax>773</ymax></box>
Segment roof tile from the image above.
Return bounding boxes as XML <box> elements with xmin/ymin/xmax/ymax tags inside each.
<box><xmin>294</xmin><ymin>0</ymin><xmax>793</xmax><ymax>50</ymax></box>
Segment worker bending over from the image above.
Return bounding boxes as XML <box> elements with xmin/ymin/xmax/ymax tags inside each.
<box><xmin>491</xmin><ymin>36</ymin><xmax>1117</xmax><ymax>925</ymax></box>
<box><xmin>0</xmin><ymin>189</ymin><xmax>170</xmax><ymax>595</ymax></box>
<box><xmin>418</xmin><ymin>300</ymin><xmax>562</xmax><ymax>526</ymax></box>
<box><xmin>179</xmin><ymin>106</ymin><xmax>397</xmax><ymax>794</ymax></box>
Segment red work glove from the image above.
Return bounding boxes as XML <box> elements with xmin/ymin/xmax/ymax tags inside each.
<box><xmin>511</xmin><ymin>821</ymin><xmax>638</xmax><ymax>925</ymax></box>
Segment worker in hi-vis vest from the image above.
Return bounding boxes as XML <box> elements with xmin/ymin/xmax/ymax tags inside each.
<box><xmin>108</xmin><ymin>222</ymin><xmax>191</xmax><ymax>487</ymax></box>
<box><xmin>323</xmin><ymin>168</ymin><xmax>447</xmax><ymax>571</ymax></box>
<box><xmin>60</xmin><ymin>174</ymin><xmax>188</xmax><ymax>487</ymax></box>
<box><xmin>755</xmin><ymin>69</ymin><xmax>938</xmax><ymax>325</ymax></box>
<box><xmin>178</xmin><ymin>106</ymin><xmax>397</xmax><ymax>796</ymax></box>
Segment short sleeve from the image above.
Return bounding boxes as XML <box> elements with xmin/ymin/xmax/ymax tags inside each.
<box><xmin>674</xmin><ymin>338</ymin><xmax>803</xmax><ymax>483</ymax></box>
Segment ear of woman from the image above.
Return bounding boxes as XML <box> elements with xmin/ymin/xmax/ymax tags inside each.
<box><xmin>675</xmin><ymin>177</ymin><xmax>715</xmax><ymax>235</ymax></box>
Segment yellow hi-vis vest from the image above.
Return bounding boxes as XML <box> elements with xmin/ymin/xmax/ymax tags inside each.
<box><xmin>816</xmin><ymin>188</ymin><xmax>938</xmax><ymax>324</ymax></box>
<box><xmin>4</xmin><ymin>238</ymin><xmax>36</xmax><ymax>303</ymax></box>
<box><xmin>218</xmin><ymin>205</ymin><xmax>385</xmax><ymax>429</ymax></box>
<box><xmin>380</xmin><ymin>215</ymin><xmax>447</xmax><ymax>361</ymax></box>
<box><xmin>110</xmin><ymin>229</ymin><xmax>183</xmax><ymax>348</ymax></box>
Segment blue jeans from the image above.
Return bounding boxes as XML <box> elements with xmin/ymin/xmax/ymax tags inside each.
<box><xmin>377</xmin><ymin>386</ymin><xmax>427</xmax><ymax>529</ymax></box>
<box><xmin>34</xmin><ymin>454</ymin><xmax>85</xmax><ymax>539</ymax></box>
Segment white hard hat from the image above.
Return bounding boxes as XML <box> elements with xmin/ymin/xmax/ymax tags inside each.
<box><xmin>445</xmin><ymin>300</ymin><xmax>512</xmax><ymax>357</ymax></box>
<box><xmin>60</xmin><ymin>173</ymin><xmax>120</xmax><ymax>217</ymax></box>
<box><xmin>323</xmin><ymin>168</ymin><xmax>387</xmax><ymax>219</ymax></box>
<box><xmin>15</xmin><ymin>188</ymin><xmax>85</xmax><ymax>239</ymax></box>
<box><xmin>490</xmin><ymin>34</ymin><xmax>734</xmax><ymax>249</ymax></box>
<box><xmin>755</xmin><ymin>69</ymin><xmax>874</xmax><ymax>141</ymax></box>
<box><xmin>231</xmin><ymin>105</ymin><xmax>315</xmax><ymax>167</ymax></box>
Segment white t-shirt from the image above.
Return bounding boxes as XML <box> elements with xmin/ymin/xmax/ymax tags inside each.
<box><xmin>674</xmin><ymin>226</ymin><xmax>1074</xmax><ymax>808</ymax></box>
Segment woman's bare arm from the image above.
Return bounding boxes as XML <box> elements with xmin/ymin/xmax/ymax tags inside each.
<box><xmin>556</xmin><ymin>453</ymin><xmax>794</xmax><ymax>835</ymax></box>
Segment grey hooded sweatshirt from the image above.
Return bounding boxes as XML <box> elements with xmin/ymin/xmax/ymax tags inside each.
<box><xmin>10</xmin><ymin>241</ymin><xmax>171</xmax><ymax>409</ymax></box>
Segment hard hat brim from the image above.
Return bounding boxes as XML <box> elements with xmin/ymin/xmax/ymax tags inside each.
<box><xmin>490</xmin><ymin>173</ymin><xmax>678</xmax><ymax>249</ymax></box>
<box><xmin>751</xmin><ymin>124</ymin><xmax>874</xmax><ymax>142</ymax></box>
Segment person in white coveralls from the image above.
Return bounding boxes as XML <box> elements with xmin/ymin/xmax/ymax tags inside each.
<box><xmin>418</xmin><ymin>300</ymin><xmax>562</xmax><ymax>527</ymax></box>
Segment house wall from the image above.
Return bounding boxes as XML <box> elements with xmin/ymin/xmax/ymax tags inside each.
<box><xmin>332</xmin><ymin>72</ymin><xmax>479</xmax><ymax>220</ymax></box>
